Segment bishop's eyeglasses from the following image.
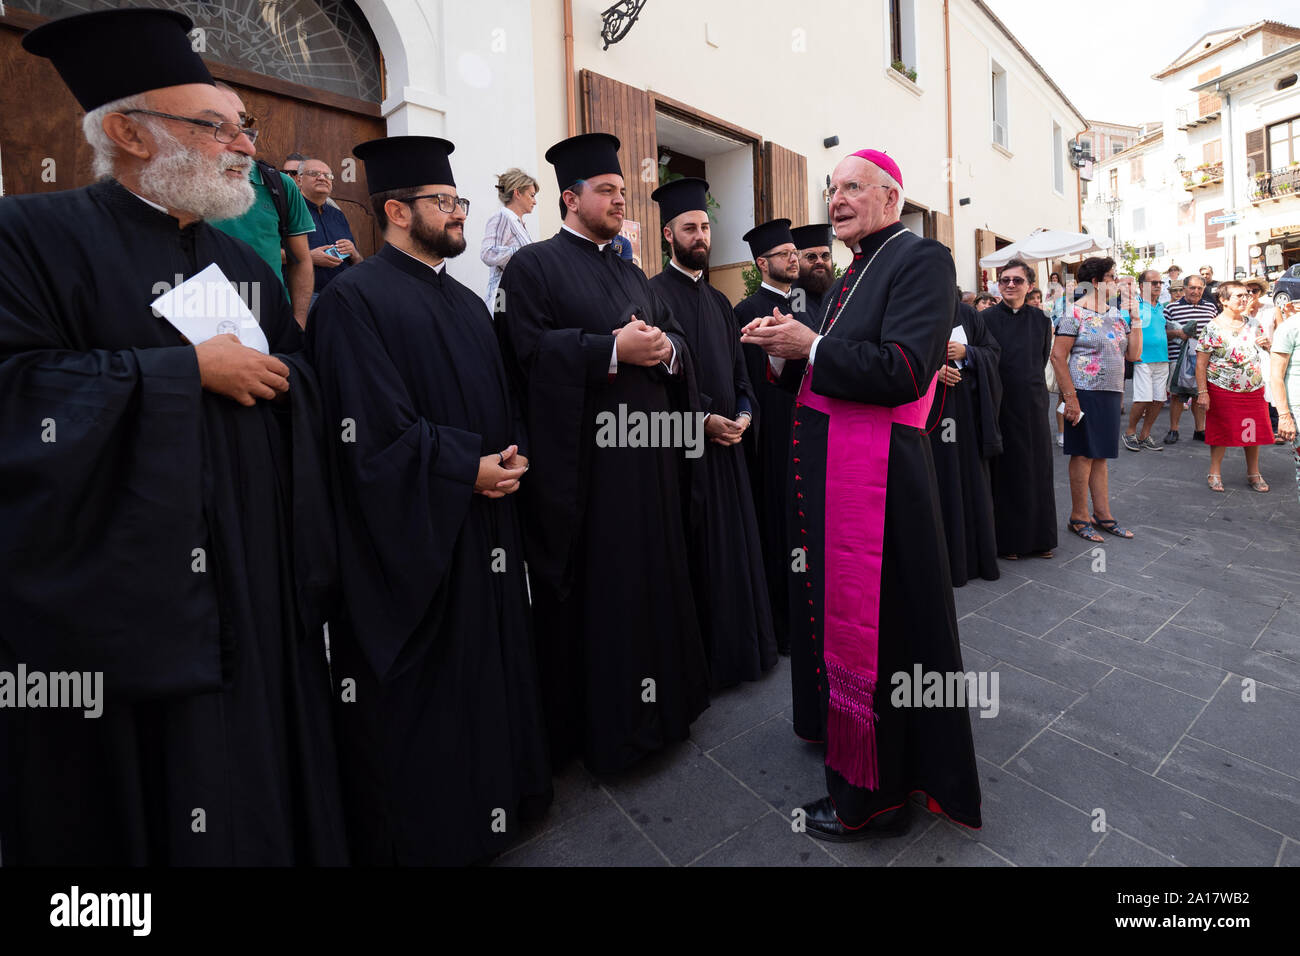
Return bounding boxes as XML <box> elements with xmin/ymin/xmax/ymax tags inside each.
<box><xmin>120</xmin><ymin>109</ymin><xmax>258</xmax><ymax>144</ymax></box>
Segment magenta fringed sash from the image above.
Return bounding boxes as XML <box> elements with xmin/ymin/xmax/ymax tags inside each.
<box><xmin>795</xmin><ymin>370</ymin><xmax>938</xmax><ymax>790</ymax></box>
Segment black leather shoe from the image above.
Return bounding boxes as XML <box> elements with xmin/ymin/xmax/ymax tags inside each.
<box><xmin>1193</xmin><ymin>430</ymin><xmax>1206</xmax><ymax>442</ymax></box>
<box><xmin>799</xmin><ymin>795</ymin><xmax>913</xmax><ymax>842</ymax></box>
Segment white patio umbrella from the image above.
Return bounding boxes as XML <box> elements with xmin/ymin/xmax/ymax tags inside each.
<box><xmin>978</xmin><ymin>228</ymin><xmax>1113</xmax><ymax>268</ymax></box>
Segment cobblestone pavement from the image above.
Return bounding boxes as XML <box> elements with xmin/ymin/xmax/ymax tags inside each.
<box><xmin>498</xmin><ymin>406</ymin><xmax>1300</xmax><ymax>867</ymax></box>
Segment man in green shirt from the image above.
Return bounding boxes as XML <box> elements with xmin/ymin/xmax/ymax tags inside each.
<box><xmin>209</xmin><ymin>86</ymin><xmax>314</xmax><ymax>327</ymax></box>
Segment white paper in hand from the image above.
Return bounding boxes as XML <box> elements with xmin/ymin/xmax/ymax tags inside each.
<box><xmin>150</xmin><ymin>262</ymin><xmax>270</xmax><ymax>354</ymax></box>
<box><xmin>949</xmin><ymin>325</ymin><xmax>968</xmax><ymax>346</ymax></box>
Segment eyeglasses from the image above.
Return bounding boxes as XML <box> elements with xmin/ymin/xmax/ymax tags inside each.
<box><xmin>299</xmin><ymin>170</ymin><xmax>335</xmax><ymax>180</ymax></box>
<box><xmin>826</xmin><ymin>181</ymin><xmax>891</xmax><ymax>201</ymax></box>
<box><xmin>997</xmin><ymin>276</ymin><xmax>1027</xmax><ymax>286</ymax></box>
<box><xmin>120</xmin><ymin>109</ymin><xmax>258</xmax><ymax>144</ymax></box>
<box><xmin>760</xmin><ymin>250</ymin><xmax>799</xmax><ymax>261</ymax></box>
<box><xmin>403</xmin><ymin>193</ymin><xmax>471</xmax><ymax>214</ymax></box>
<box><xmin>803</xmin><ymin>251</ymin><xmax>833</xmax><ymax>263</ymax></box>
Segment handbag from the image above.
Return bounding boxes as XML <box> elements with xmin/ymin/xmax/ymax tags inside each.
<box><xmin>1169</xmin><ymin>336</ymin><xmax>1198</xmax><ymax>394</ymax></box>
<box><xmin>1044</xmin><ymin>333</ymin><xmax>1059</xmax><ymax>393</ymax></box>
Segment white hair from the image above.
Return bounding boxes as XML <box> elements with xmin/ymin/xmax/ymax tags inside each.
<box><xmin>81</xmin><ymin>92</ymin><xmax>149</xmax><ymax>180</ymax></box>
<box><xmin>870</xmin><ymin>163</ymin><xmax>906</xmax><ymax>214</ymax></box>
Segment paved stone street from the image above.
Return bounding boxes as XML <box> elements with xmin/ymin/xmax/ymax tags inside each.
<box><xmin>498</xmin><ymin>403</ymin><xmax>1300</xmax><ymax>867</ymax></box>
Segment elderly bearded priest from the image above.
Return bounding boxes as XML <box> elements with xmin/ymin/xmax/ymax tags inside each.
<box><xmin>741</xmin><ymin>149</ymin><xmax>982</xmax><ymax>840</ymax></box>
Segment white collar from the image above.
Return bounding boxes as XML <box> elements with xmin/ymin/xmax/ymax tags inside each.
<box><xmin>124</xmin><ymin>186</ymin><xmax>169</xmax><ymax>214</ymax></box>
<box><xmin>562</xmin><ymin>223</ymin><xmax>610</xmax><ymax>252</ymax></box>
<box><xmin>503</xmin><ymin>206</ymin><xmax>524</xmax><ymax>225</ymax></box>
<box><xmin>760</xmin><ymin>281</ymin><xmax>791</xmax><ymax>298</ymax></box>
<box><xmin>670</xmin><ymin>259</ymin><xmax>702</xmax><ymax>282</ymax></box>
<box><xmin>393</xmin><ymin>245</ymin><xmax>446</xmax><ymax>273</ymax></box>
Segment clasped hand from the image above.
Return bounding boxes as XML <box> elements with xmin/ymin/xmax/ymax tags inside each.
<box><xmin>476</xmin><ymin>444</ymin><xmax>528</xmax><ymax>498</ymax></box>
<box><xmin>739</xmin><ymin>308</ymin><xmax>816</xmax><ymax>360</ymax></box>
<box><xmin>614</xmin><ymin>317</ymin><xmax>672</xmax><ymax>367</ymax></box>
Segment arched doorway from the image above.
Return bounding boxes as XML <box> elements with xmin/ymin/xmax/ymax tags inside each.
<box><xmin>0</xmin><ymin>0</ymin><xmax>388</xmax><ymax>254</ymax></box>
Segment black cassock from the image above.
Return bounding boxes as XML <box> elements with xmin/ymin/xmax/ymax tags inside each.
<box><xmin>307</xmin><ymin>245</ymin><xmax>552</xmax><ymax>865</ymax></box>
<box><xmin>496</xmin><ymin>229</ymin><xmax>709</xmax><ymax>775</ymax></box>
<box><xmin>788</xmin><ymin>223</ymin><xmax>981</xmax><ymax>827</ymax></box>
<box><xmin>648</xmin><ymin>265</ymin><xmax>776</xmax><ymax>688</ymax></box>
<box><xmin>735</xmin><ymin>284</ymin><xmax>821</xmax><ymax>655</ymax></box>
<box><xmin>926</xmin><ymin>303</ymin><xmax>1003</xmax><ymax>587</ymax></box>
<box><xmin>0</xmin><ymin>180</ymin><xmax>346</xmax><ymax>864</ymax></box>
<box><xmin>983</xmin><ymin>301</ymin><xmax>1058</xmax><ymax>557</ymax></box>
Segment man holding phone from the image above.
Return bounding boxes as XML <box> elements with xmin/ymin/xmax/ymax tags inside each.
<box><xmin>300</xmin><ymin>157</ymin><xmax>363</xmax><ymax>300</ymax></box>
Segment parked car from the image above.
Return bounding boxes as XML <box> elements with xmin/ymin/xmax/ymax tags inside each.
<box><xmin>1274</xmin><ymin>263</ymin><xmax>1300</xmax><ymax>306</ymax></box>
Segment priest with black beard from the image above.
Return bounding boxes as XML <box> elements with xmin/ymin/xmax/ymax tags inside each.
<box><xmin>742</xmin><ymin>149</ymin><xmax>981</xmax><ymax>841</ymax></box>
<box><xmin>306</xmin><ymin>136</ymin><xmax>552</xmax><ymax>865</ymax></box>
<box><xmin>495</xmin><ymin>133</ymin><xmax>709</xmax><ymax>775</ymax></box>
<box><xmin>927</xmin><ymin>302</ymin><xmax>1004</xmax><ymax>586</ymax></box>
<box><xmin>982</xmin><ymin>258</ymin><xmax>1058</xmax><ymax>560</ymax></box>
<box><xmin>0</xmin><ymin>9</ymin><xmax>345</xmax><ymax>864</ymax></box>
<box><xmin>792</xmin><ymin>223</ymin><xmax>836</xmax><ymax>321</ymax></box>
<box><xmin>647</xmin><ymin>178</ymin><xmax>776</xmax><ymax>689</ymax></box>
<box><xmin>733</xmin><ymin>219</ymin><xmax>813</xmax><ymax>659</ymax></box>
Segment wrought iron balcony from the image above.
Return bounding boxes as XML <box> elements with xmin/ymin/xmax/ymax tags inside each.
<box><xmin>1182</xmin><ymin>162</ymin><xmax>1224</xmax><ymax>191</ymax></box>
<box><xmin>1252</xmin><ymin>165</ymin><xmax>1300</xmax><ymax>202</ymax></box>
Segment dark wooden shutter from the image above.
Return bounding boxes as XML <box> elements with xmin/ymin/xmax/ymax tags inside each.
<box><xmin>762</xmin><ymin>141</ymin><xmax>808</xmax><ymax>223</ymax></box>
<box><xmin>580</xmin><ymin>69</ymin><xmax>660</xmax><ymax>276</ymax></box>
<box><xmin>1246</xmin><ymin>127</ymin><xmax>1267</xmax><ymax>177</ymax></box>
<box><xmin>1204</xmin><ymin>208</ymin><xmax>1225</xmax><ymax>250</ymax></box>
<box><xmin>931</xmin><ymin>210</ymin><xmax>955</xmax><ymax>255</ymax></box>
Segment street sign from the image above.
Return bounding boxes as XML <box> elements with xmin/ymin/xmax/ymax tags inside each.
<box><xmin>1208</xmin><ymin>213</ymin><xmax>1240</xmax><ymax>225</ymax></box>
<box><xmin>1266</xmin><ymin>243</ymin><xmax>1284</xmax><ymax>266</ymax></box>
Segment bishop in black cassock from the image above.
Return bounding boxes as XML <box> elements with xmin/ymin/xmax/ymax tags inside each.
<box><xmin>743</xmin><ymin>149</ymin><xmax>981</xmax><ymax>840</ymax></box>
<box><xmin>983</xmin><ymin>261</ymin><xmax>1058</xmax><ymax>559</ymax></box>
<box><xmin>733</xmin><ymin>219</ymin><xmax>816</xmax><ymax>659</ymax></box>
<box><xmin>495</xmin><ymin>134</ymin><xmax>709</xmax><ymax>775</ymax></box>
<box><xmin>647</xmin><ymin>178</ymin><xmax>775</xmax><ymax>689</ymax></box>
<box><xmin>0</xmin><ymin>9</ymin><xmax>345</xmax><ymax>864</ymax></box>
<box><xmin>306</xmin><ymin>136</ymin><xmax>551</xmax><ymax>865</ymax></box>
<box><xmin>927</xmin><ymin>302</ymin><xmax>1003</xmax><ymax>586</ymax></box>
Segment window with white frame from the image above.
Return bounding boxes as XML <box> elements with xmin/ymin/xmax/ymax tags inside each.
<box><xmin>991</xmin><ymin>61</ymin><xmax>1008</xmax><ymax>148</ymax></box>
<box><xmin>1052</xmin><ymin>121</ymin><xmax>1064</xmax><ymax>193</ymax></box>
<box><xmin>888</xmin><ymin>0</ymin><xmax>917</xmax><ymax>75</ymax></box>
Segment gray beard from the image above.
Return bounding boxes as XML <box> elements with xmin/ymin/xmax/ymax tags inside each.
<box><xmin>137</xmin><ymin>127</ymin><xmax>255</xmax><ymax>221</ymax></box>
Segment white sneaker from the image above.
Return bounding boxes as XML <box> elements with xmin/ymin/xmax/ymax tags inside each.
<box><xmin>1057</xmin><ymin>434</ymin><xmax>1064</xmax><ymax>447</ymax></box>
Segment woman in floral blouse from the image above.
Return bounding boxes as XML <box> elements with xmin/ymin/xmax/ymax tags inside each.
<box><xmin>1049</xmin><ymin>256</ymin><xmax>1142</xmax><ymax>543</ymax></box>
<box><xmin>1196</xmin><ymin>281</ymin><xmax>1274</xmax><ymax>492</ymax></box>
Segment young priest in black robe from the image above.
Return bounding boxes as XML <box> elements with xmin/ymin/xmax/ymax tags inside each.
<box><xmin>927</xmin><ymin>302</ymin><xmax>1004</xmax><ymax>586</ymax></box>
<box><xmin>648</xmin><ymin>178</ymin><xmax>776</xmax><ymax>689</ymax></box>
<box><xmin>0</xmin><ymin>9</ymin><xmax>346</xmax><ymax>865</ymax></box>
<box><xmin>733</xmin><ymin>219</ymin><xmax>816</xmax><ymax>658</ymax></box>
<box><xmin>742</xmin><ymin>149</ymin><xmax>982</xmax><ymax>840</ymax></box>
<box><xmin>983</xmin><ymin>258</ymin><xmax>1058</xmax><ymax>559</ymax></box>
<box><xmin>495</xmin><ymin>133</ymin><xmax>709</xmax><ymax>775</ymax></box>
<box><xmin>792</xmin><ymin>223</ymin><xmax>836</xmax><ymax>322</ymax></box>
<box><xmin>306</xmin><ymin>136</ymin><xmax>551</xmax><ymax>865</ymax></box>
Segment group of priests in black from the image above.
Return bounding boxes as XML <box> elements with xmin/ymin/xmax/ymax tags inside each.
<box><xmin>0</xmin><ymin>6</ymin><xmax>1052</xmax><ymax>869</ymax></box>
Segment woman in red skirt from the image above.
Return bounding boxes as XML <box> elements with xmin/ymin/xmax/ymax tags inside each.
<box><xmin>1196</xmin><ymin>281</ymin><xmax>1274</xmax><ymax>492</ymax></box>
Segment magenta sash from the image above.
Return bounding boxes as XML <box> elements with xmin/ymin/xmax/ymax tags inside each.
<box><xmin>795</xmin><ymin>370</ymin><xmax>938</xmax><ymax>789</ymax></box>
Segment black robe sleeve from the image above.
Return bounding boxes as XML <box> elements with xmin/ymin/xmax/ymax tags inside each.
<box><xmin>811</xmin><ymin>242</ymin><xmax>956</xmax><ymax>407</ymax></box>
<box><xmin>960</xmin><ymin>304</ymin><xmax>1004</xmax><ymax>458</ymax></box>
<box><xmin>308</xmin><ymin>280</ymin><xmax>481</xmax><ymax>682</ymax></box>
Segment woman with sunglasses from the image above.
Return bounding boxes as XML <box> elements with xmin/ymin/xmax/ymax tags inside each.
<box><xmin>1197</xmin><ymin>282</ymin><xmax>1274</xmax><ymax>492</ymax></box>
<box><xmin>1049</xmin><ymin>256</ymin><xmax>1141</xmax><ymax>543</ymax></box>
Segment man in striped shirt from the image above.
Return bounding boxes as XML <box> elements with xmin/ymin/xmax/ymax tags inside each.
<box><xmin>1164</xmin><ymin>274</ymin><xmax>1219</xmax><ymax>443</ymax></box>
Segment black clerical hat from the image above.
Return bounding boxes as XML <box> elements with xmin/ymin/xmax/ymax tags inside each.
<box><xmin>545</xmin><ymin>133</ymin><xmax>622</xmax><ymax>192</ymax></box>
<box><xmin>743</xmin><ymin>219</ymin><xmax>794</xmax><ymax>260</ymax></box>
<box><xmin>353</xmin><ymin>136</ymin><xmax>456</xmax><ymax>194</ymax></box>
<box><xmin>22</xmin><ymin>8</ymin><xmax>213</xmax><ymax>112</ymax></box>
<box><xmin>791</xmin><ymin>223</ymin><xmax>833</xmax><ymax>250</ymax></box>
<box><xmin>651</xmin><ymin>177</ymin><xmax>709</xmax><ymax>225</ymax></box>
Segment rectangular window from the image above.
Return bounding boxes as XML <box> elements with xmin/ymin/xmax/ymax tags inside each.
<box><xmin>1130</xmin><ymin>155</ymin><xmax>1144</xmax><ymax>182</ymax></box>
<box><xmin>888</xmin><ymin>0</ymin><xmax>916</xmax><ymax>73</ymax></box>
<box><xmin>1267</xmin><ymin>116</ymin><xmax>1299</xmax><ymax>169</ymax></box>
<box><xmin>1052</xmin><ymin>121</ymin><xmax>1064</xmax><ymax>193</ymax></box>
<box><xmin>991</xmin><ymin>61</ymin><xmax>1008</xmax><ymax>147</ymax></box>
<box><xmin>1203</xmin><ymin>139</ymin><xmax>1222</xmax><ymax>165</ymax></box>
<box><xmin>1109</xmin><ymin>168</ymin><xmax>1118</xmax><ymax>195</ymax></box>
<box><xmin>1112</xmin><ymin>140</ymin><xmax>1126</xmax><ymax>156</ymax></box>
